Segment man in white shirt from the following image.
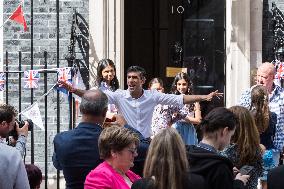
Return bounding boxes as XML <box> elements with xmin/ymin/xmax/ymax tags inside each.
<box><xmin>59</xmin><ymin>66</ymin><xmax>221</xmax><ymax>138</ymax></box>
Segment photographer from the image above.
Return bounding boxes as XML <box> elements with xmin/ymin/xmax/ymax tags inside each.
<box><xmin>0</xmin><ymin>103</ymin><xmax>30</xmax><ymax>189</ymax></box>
<box><xmin>0</xmin><ymin>104</ymin><xmax>30</xmax><ymax>158</ymax></box>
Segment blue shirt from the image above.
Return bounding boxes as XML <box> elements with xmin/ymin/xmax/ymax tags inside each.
<box><xmin>239</xmin><ymin>84</ymin><xmax>284</xmax><ymax>152</ymax></box>
<box><xmin>104</xmin><ymin>89</ymin><xmax>184</xmax><ymax>138</ymax></box>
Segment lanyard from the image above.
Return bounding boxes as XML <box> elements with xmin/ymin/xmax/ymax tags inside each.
<box><xmin>197</xmin><ymin>142</ymin><xmax>217</xmax><ymax>153</ymax></box>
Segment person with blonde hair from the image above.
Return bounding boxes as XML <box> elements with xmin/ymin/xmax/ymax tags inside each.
<box><xmin>85</xmin><ymin>126</ymin><xmax>141</xmax><ymax>189</ymax></box>
<box><xmin>222</xmin><ymin>106</ymin><xmax>262</xmax><ymax>189</ymax></box>
<box><xmin>132</xmin><ymin>128</ymin><xmax>205</xmax><ymax>189</ymax></box>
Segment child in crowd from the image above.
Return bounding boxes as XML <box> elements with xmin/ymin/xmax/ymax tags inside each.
<box><xmin>170</xmin><ymin>72</ymin><xmax>202</xmax><ymax>145</ymax></box>
<box><xmin>25</xmin><ymin>164</ymin><xmax>42</xmax><ymax>189</ymax></box>
<box><xmin>250</xmin><ymin>85</ymin><xmax>276</xmax><ymax>150</ymax></box>
<box><xmin>259</xmin><ymin>145</ymin><xmax>275</xmax><ymax>189</ymax></box>
<box><xmin>149</xmin><ymin>78</ymin><xmax>173</xmax><ymax>136</ymax></box>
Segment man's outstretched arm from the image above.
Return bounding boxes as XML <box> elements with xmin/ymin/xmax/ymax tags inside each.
<box><xmin>57</xmin><ymin>80</ymin><xmax>86</xmax><ymax>97</ymax></box>
<box><xmin>183</xmin><ymin>90</ymin><xmax>223</xmax><ymax>104</ymax></box>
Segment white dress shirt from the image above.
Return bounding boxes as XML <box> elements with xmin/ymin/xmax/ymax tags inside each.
<box><xmin>104</xmin><ymin>89</ymin><xmax>183</xmax><ymax>138</ymax></box>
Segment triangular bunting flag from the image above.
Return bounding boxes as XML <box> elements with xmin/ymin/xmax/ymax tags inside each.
<box><xmin>72</xmin><ymin>69</ymin><xmax>84</xmax><ymax>102</ymax></box>
<box><xmin>9</xmin><ymin>5</ymin><xmax>28</xmax><ymax>32</ymax></box>
<box><xmin>72</xmin><ymin>69</ymin><xmax>84</xmax><ymax>118</ymax></box>
<box><xmin>22</xmin><ymin>102</ymin><xmax>45</xmax><ymax>131</ymax></box>
<box><xmin>73</xmin><ymin>69</ymin><xmax>85</xmax><ymax>91</ymax></box>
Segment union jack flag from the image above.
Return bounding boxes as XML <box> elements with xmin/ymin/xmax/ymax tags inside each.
<box><xmin>57</xmin><ymin>67</ymin><xmax>72</xmax><ymax>95</ymax></box>
<box><xmin>275</xmin><ymin>62</ymin><xmax>284</xmax><ymax>79</ymax></box>
<box><xmin>0</xmin><ymin>73</ymin><xmax>5</xmax><ymax>91</ymax></box>
<box><xmin>23</xmin><ymin>70</ymin><xmax>40</xmax><ymax>89</ymax></box>
<box><xmin>57</xmin><ymin>67</ymin><xmax>72</xmax><ymax>84</ymax></box>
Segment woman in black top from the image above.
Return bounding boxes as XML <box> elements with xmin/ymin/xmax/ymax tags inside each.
<box><xmin>132</xmin><ymin>128</ymin><xmax>205</xmax><ymax>189</ymax></box>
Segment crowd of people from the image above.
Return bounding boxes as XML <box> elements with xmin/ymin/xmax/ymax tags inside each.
<box><xmin>1</xmin><ymin>60</ymin><xmax>284</xmax><ymax>189</ymax></box>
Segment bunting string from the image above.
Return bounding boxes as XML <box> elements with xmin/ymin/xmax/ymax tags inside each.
<box><xmin>1</xmin><ymin>67</ymin><xmax>74</xmax><ymax>90</ymax></box>
<box><xmin>18</xmin><ymin>83</ymin><xmax>57</xmax><ymax>131</ymax></box>
<box><xmin>18</xmin><ymin>82</ymin><xmax>57</xmax><ymax>116</ymax></box>
<box><xmin>2</xmin><ymin>67</ymin><xmax>61</xmax><ymax>74</ymax></box>
<box><xmin>4</xmin><ymin>66</ymin><xmax>84</xmax><ymax>130</ymax></box>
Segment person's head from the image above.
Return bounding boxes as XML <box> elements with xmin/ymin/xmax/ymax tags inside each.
<box><xmin>256</xmin><ymin>62</ymin><xmax>275</xmax><ymax>91</ymax></box>
<box><xmin>25</xmin><ymin>164</ymin><xmax>42</xmax><ymax>189</ymax></box>
<box><xmin>148</xmin><ymin>78</ymin><xmax>164</xmax><ymax>93</ymax></box>
<box><xmin>99</xmin><ymin>126</ymin><xmax>139</xmax><ymax>173</ymax></box>
<box><xmin>229</xmin><ymin>106</ymin><xmax>261</xmax><ymax>167</ymax></box>
<box><xmin>200</xmin><ymin>107</ymin><xmax>237</xmax><ymax>151</ymax></box>
<box><xmin>80</xmin><ymin>89</ymin><xmax>108</xmax><ymax>124</ymax></box>
<box><xmin>0</xmin><ymin>104</ymin><xmax>17</xmax><ymax>138</ymax></box>
<box><xmin>171</xmin><ymin>72</ymin><xmax>192</xmax><ymax>95</ymax></box>
<box><xmin>250</xmin><ymin>85</ymin><xmax>269</xmax><ymax>133</ymax></box>
<box><xmin>143</xmin><ymin>128</ymin><xmax>188</xmax><ymax>189</ymax></box>
<box><xmin>126</xmin><ymin>66</ymin><xmax>146</xmax><ymax>97</ymax></box>
<box><xmin>96</xmin><ymin>59</ymin><xmax>119</xmax><ymax>91</ymax></box>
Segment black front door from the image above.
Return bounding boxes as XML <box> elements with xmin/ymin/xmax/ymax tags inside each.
<box><xmin>124</xmin><ymin>0</ymin><xmax>225</xmax><ymax>111</ymax></box>
<box><xmin>124</xmin><ymin>0</ymin><xmax>172</xmax><ymax>89</ymax></box>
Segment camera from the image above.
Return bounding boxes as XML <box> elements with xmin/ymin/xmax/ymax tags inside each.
<box><xmin>8</xmin><ymin>119</ymin><xmax>33</xmax><ymax>141</ymax></box>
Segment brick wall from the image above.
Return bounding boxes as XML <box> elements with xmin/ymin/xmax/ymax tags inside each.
<box><xmin>3</xmin><ymin>0</ymin><xmax>89</xmax><ymax>177</ymax></box>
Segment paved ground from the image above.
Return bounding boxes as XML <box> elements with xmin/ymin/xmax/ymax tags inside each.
<box><xmin>39</xmin><ymin>176</ymin><xmax>65</xmax><ymax>189</ymax></box>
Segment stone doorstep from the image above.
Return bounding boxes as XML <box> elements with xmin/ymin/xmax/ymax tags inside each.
<box><xmin>40</xmin><ymin>174</ymin><xmax>66</xmax><ymax>189</ymax></box>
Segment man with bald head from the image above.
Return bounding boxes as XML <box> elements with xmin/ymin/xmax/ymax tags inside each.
<box><xmin>52</xmin><ymin>89</ymin><xmax>108</xmax><ymax>189</ymax></box>
<box><xmin>239</xmin><ymin>62</ymin><xmax>284</xmax><ymax>165</ymax></box>
<box><xmin>256</xmin><ymin>62</ymin><xmax>276</xmax><ymax>93</ymax></box>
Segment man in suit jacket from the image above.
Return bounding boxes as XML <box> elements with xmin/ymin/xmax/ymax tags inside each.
<box><xmin>53</xmin><ymin>89</ymin><xmax>149</xmax><ymax>189</ymax></box>
<box><xmin>52</xmin><ymin>89</ymin><xmax>108</xmax><ymax>189</ymax></box>
<box><xmin>267</xmin><ymin>165</ymin><xmax>284</xmax><ymax>189</ymax></box>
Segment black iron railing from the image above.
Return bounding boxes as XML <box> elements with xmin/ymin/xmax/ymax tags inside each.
<box><xmin>4</xmin><ymin>51</ymin><xmax>72</xmax><ymax>189</ymax></box>
<box><xmin>272</xmin><ymin>2</ymin><xmax>284</xmax><ymax>60</ymax></box>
